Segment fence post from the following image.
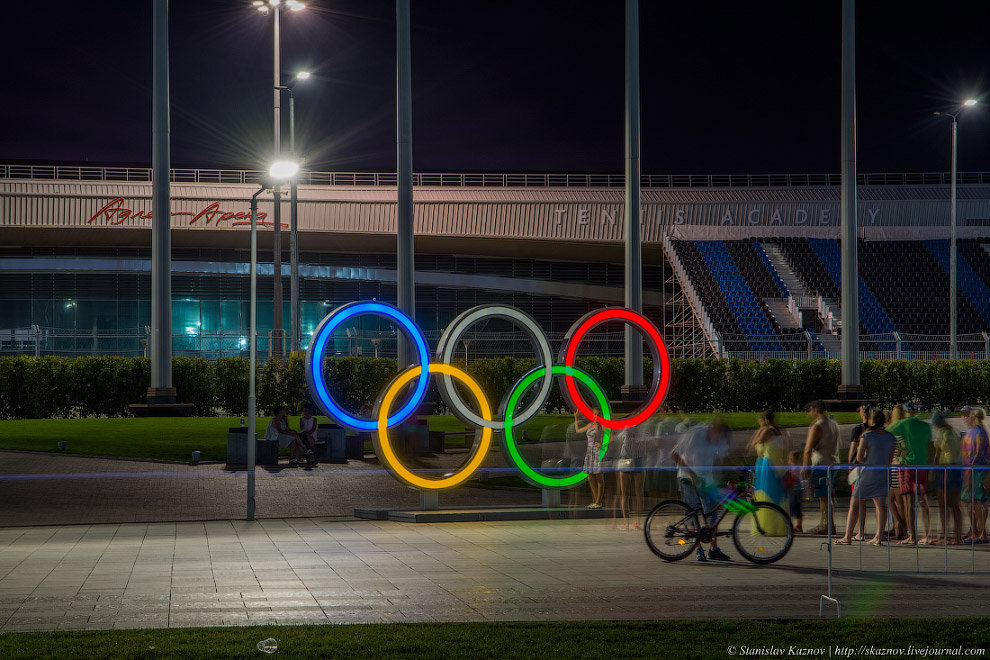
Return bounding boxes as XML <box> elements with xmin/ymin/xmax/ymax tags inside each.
<box><xmin>32</xmin><ymin>324</ymin><xmax>41</xmax><ymax>357</ymax></box>
<box><xmin>715</xmin><ymin>330</ymin><xmax>725</xmax><ymax>359</ymax></box>
<box><xmin>805</xmin><ymin>330</ymin><xmax>813</xmax><ymax>359</ymax></box>
<box><xmin>894</xmin><ymin>332</ymin><xmax>901</xmax><ymax>359</ymax></box>
<box><xmin>983</xmin><ymin>332</ymin><xmax>989</xmax><ymax>360</ymax></box>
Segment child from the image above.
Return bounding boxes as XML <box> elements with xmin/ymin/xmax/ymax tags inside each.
<box><xmin>785</xmin><ymin>450</ymin><xmax>804</xmax><ymax>533</ymax></box>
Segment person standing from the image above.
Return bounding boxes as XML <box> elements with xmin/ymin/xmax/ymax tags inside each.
<box><xmin>616</xmin><ymin>424</ymin><xmax>647</xmax><ymax>530</ymax></box>
<box><xmin>931</xmin><ymin>410</ymin><xmax>963</xmax><ymax>545</ymax></box>
<box><xmin>885</xmin><ymin>405</ymin><xmax>908</xmax><ymax>540</ymax></box>
<box><xmin>887</xmin><ymin>402</ymin><xmax>933</xmax><ymax>544</ymax></box>
<box><xmin>836</xmin><ymin>409</ymin><xmax>895</xmax><ymax>546</ymax></box>
<box><xmin>802</xmin><ymin>401</ymin><xmax>840</xmax><ymax>534</ymax></box>
<box><xmin>671</xmin><ymin>421</ymin><xmax>732</xmax><ymax>561</ymax></box>
<box><xmin>840</xmin><ymin>405</ymin><xmax>872</xmax><ymax>542</ymax></box>
<box><xmin>575</xmin><ymin>409</ymin><xmax>606</xmax><ymax>509</ymax></box>
<box><xmin>961</xmin><ymin>406</ymin><xmax>990</xmax><ymax>543</ymax></box>
<box><xmin>748</xmin><ymin>411</ymin><xmax>788</xmax><ymax>535</ymax></box>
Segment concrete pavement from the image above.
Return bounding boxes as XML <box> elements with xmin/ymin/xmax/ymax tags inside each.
<box><xmin>0</xmin><ymin>517</ymin><xmax>988</xmax><ymax>631</ymax></box>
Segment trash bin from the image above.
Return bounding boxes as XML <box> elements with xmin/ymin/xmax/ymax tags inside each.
<box><xmin>316</xmin><ymin>423</ymin><xmax>347</xmax><ymax>463</ymax></box>
<box><xmin>345</xmin><ymin>433</ymin><xmax>365</xmax><ymax>460</ymax></box>
<box><xmin>226</xmin><ymin>427</ymin><xmax>276</xmax><ymax>466</ymax></box>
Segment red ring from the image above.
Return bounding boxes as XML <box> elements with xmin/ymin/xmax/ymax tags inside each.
<box><xmin>562</xmin><ymin>309</ymin><xmax>670</xmax><ymax>430</ymax></box>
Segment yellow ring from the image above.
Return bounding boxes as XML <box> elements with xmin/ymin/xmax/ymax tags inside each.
<box><xmin>375</xmin><ymin>363</ymin><xmax>493</xmax><ymax>490</ymax></box>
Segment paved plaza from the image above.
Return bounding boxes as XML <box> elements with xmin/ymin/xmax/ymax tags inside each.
<box><xmin>1</xmin><ymin>419</ymin><xmax>986</xmax><ymax>632</ymax></box>
<box><xmin>0</xmin><ymin>425</ymin><xmax>835</xmax><ymax>527</ymax></box>
<box><xmin>0</xmin><ymin>517</ymin><xmax>988</xmax><ymax>632</ymax></box>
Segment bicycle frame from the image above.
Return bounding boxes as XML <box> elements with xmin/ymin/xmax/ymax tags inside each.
<box><xmin>684</xmin><ymin>474</ymin><xmax>759</xmax><ymax>536</ymax></box>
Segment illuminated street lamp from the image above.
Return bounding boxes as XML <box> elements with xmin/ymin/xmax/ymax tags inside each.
<box><xmin>252</xmin><ymin>0</ymin><xmax>307</xmax><ymax>357</ymax></box>
<box><xmin>276</xmin><ymin>70</ymin><xmax>311</xmax><ymax>353</ymax></box>
<box><xmin>934</xmin><ymin>99</ymin><xmax>978</xmax><ymax>359</ymax></box>
<box><xmin>246</xmin><ymin>161</ymin><xmax>298</xmax><ymax>521</ymax></box>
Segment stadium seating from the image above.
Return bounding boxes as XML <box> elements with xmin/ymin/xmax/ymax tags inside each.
<box><xmin>673</xmin><ymin>236</ymin><xmax>990</xmax><ymax>355</ymax></box>
<box><xmin>923</xmin><ymin>239</ymin><xmax>990</xmax><ymax>331</ymax></box>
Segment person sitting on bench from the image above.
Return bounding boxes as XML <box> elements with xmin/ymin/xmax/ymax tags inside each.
<box><xmin>297</xmin><ymin>404</ymin><xmax>318</xmax><ymax>465</ymax></box>
<box><xmin>266</xmin><ymin>406</ymin><xmax>302</xmax><ymax>464</ymax></box>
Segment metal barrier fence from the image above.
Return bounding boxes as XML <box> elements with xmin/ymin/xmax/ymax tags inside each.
<box><xmin>820</xmin><ymin>463</ymin><xmax>990</xmax><ymax>618</ymax></box>
<box><xmin>4</xmin><ymin>163</ymin><xmax>990</xmax><ymax>188</ymax></box>
<box><xmin>0</xmin><ymin>326</ymin><xmax>632</xmax><ymax>360</ymax></box>
<box><xmin>719</xmin><ymin>331</ymin><xmax>990</xmax><ymax>361</ymax></box>
<box><xmin>5</xmin><ymin>325</ymin><xmax>990</xmax><ymax>362</ymax></box>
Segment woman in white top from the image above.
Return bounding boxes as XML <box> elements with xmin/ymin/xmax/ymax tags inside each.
<box><xmin>297</xmin><ymin>404</ymin><xmax>318</xmax><ymax>465</ymax></box>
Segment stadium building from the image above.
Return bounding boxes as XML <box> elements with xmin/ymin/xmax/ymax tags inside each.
<box><xmin>2</xmin><ymin>164</ymin><xmax>990</xmax><ymax>360</ymax></box>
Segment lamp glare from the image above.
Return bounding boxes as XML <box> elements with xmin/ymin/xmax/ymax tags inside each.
<box><xmin>296</xmin><ymin>71</ymin><xmax>311</xmax><ymax>80</ymax></box>
<box><xmin>269</xmin><ymin>161</ymin><xmax>299</xmax><ymax>180</ymax></box>
<box><xmin>964</xmin><ymin>99</ymin><xmax>978</xmax><ymax>107</ymax></box>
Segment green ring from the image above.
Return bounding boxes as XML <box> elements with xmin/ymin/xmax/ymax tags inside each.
<box><xmin>502</xmin><ymin>365</ymin><xmax>612</xmax><ymax>489</ymax></box>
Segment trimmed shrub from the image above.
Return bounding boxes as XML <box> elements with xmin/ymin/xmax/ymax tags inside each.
<box><xmin>215</xmin><ymin>358</ymin><xmax>249</xmax><ymax>416</ymax></box>
<box><xmin>2</xmin><ymin>354</ymin><xmax>990</xmax><ymax>419</ymax></box>
<box><xmin>172</xmin><ymin>357</ymin><xmax>216</xmax><ymax>416</ymax></box>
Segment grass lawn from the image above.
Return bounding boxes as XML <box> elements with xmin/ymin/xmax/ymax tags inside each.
<box><xmin>0</xmin><ymin>619</ymin><xmax>986</xmax><ymax>660</ymax></box>
<box><xmin>0</xmin><ymin>412</ymin><xmax>864</xmax><ymax>463</ymax></box>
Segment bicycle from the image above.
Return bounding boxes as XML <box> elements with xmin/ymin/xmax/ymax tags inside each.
<box><xmin>643</xmin><ymin>470</ymin><xmax>793</xmax><ymax>564</ymax></box>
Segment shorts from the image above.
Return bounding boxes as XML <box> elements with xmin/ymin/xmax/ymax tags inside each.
<box><xmin>899</xmin><ymin>467</ymin><xmax>929</xmax><ymax>495</ymax></box>
<box><xmin>962</xmin><ymin>468</ymin><xmax>988</xmax><ymax>502</ymax></box>
<box><xmin>932</xmin><ymin>467</ymin><xmax>963</xmax><ymax>491</ymax></box>
<box><xmin>811</xmin><ymin>467</ymin><xmax>833</xmax><ymax>498</ymax></box>
<box><xmin>679</xmin><ymin>477</ymin><xmax>719</xmax><ymax>525</ymax></box>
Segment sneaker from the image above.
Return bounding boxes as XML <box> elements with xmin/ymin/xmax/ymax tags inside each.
<box><xmin>696</xmin><ymin>549</ymin><xmax>707</xmax><ymax>562</ymax></box>
<box><xmin>306</xmin><ymin>449</ymin><xmax>314</xmax><ymax>456</ymax></box>
<box><xmin>585</xmin><ymin>503</ymin><xmax>603</xmax><ymax>509</ymax></box>
<box><xmin>289</xmin><ymin>459</ymin><xmax>298</xmax><ymax>465</ymax></box>
<box><xmin>708</xmin><ymin>548</ymin><xmax>732</xmax><ymax>561</ymax></box>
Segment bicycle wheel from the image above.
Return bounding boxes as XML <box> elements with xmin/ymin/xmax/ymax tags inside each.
<box><xmin>644</xmin><ymin>500</ymin><xmax>700</xmax><ymax>561</ymax></box>
<box><xmin>731</xmin><ymin>502</ymin><xmax>793</xmax><ymax>564</ymax></box>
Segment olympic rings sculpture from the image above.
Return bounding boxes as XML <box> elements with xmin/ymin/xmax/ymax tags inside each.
<box><xmin>305</xmin><ymin>301</ymin><xmax>671</xmax><ymax>491</ymax></box>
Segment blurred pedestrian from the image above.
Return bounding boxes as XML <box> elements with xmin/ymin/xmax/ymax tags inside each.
<box><xmin>961</xmin><ymin>406</ymin><xmax>990</xmax><ymax>543</ymax></box>
<box><xmin>931</xmin><ymin>410</ymin><xmax>963</xmax><ymax>545</ymax></box>
<box><xmin>802</xmin><ymin>400</ymin><xmax>840</xmax><ymax>534</ymax></box>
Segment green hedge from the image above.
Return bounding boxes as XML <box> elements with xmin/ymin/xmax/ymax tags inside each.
<box><xmin>2</xmin><ymin>355</ymin><xmax>990</xmax><ymax>419</ymax></box>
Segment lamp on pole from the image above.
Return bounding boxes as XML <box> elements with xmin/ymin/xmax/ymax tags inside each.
<box><xmin>935</xmin><ymin>98</ymin><xmax>978</xmax><ymax>360</ymax></box>
<box><xmin>276</xmin><ymin>70</ymin><xmax>310</xmax><ymax>353</ymax></box>
<box><xmin>253</xmin><ymin>0</ymin><xmax>305</xmax><ymax>357</ymax></box>
<box><xmin>247</xmin><ymin>160</ymin><xmax>298</xmax><ymax>522</ymax></box>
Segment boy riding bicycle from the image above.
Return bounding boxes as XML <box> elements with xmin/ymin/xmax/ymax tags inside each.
<box><xmin>670</xmin><ymin>421</ymin><xmax>732</xmax><ymax>562</ymax></box>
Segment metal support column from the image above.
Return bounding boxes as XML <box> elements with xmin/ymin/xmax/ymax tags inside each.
<box><xmin>396</xmin><ymin>0</ymin><xmax>415</xmax><ymax>367</ymax></box>
<box><xmin>950</xmin><ymin>119</ymin><xmax>958</xmax><ymax>360</ymax></box>
<box><xmin>271</xmin><ymin>3</ymin><xmax>284</xmax><ymax>357</ymax></box>
<box><xmin>623</xmin><ymin>0</ymin><xmax>644</xmax><ymax>394</ymax></box>
<box><xmin>839</xmin><ymin>0</ymin><xmax>861</xmax><ymax>394</ymax></box>
<box><xmin>248</xmin><ymin>185</ymin><xmax>266</xmax><ymax>521</ymax></box>
<box><xmin>150</xmin><ymin>0</ymin><xmax>173</xmax><ymax>401</ymax></box>
<box><xmin>289</xmin><ymin>91</ymin><xmax>300</xmax><ymax>353</ymax></box>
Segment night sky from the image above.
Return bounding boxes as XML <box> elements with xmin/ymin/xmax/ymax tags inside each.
<box><xmin>2</xmin><ymin>1</ymin><xmax>988</xmax><ymax>175</ymax></box>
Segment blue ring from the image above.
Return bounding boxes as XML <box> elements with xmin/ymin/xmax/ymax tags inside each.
<box><xmin>306</xmin><ymin>301</ymin><xmax>429</xmax><ymax>431</ymax></box>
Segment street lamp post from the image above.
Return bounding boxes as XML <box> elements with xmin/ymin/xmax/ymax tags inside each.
<box><xmin>276</xmin><ymin>71</ymin><xmax>310</xmax><ymax>353</ymax></box>
<box><xmin>247</xmin><ymin>160</ymin><xmax>298</xmax><ymax>521</ymax></box>
<box><xmin>935</xmin><ymin>99</ymin><xmax>978</xmax><ymax>360</ymax></box>
<box><xmin>253</xmin><ymin>0</ymin><xmax>305</xmax><ymax>357</ymax></box>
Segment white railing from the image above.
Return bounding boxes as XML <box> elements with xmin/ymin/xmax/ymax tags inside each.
<box><xmin>3</xmin><ymin>164</ymin><xmax>990</xmax><ymax>188</ymax></box>
<box><xmin>662</xmin><ymin>233</ymin><xmax>722</xmax><ymax>356</ymax></box>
